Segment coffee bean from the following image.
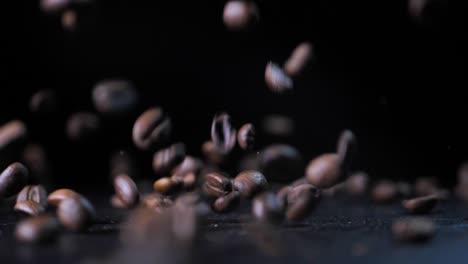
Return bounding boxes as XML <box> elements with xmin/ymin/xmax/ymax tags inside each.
<box><xmin>261</xmin><ymin>115</ymin><xmax>294</xmax><ymax>137</ymax></box>
<box><xmin>259</xmin><ymin>144</ymin><xmax>303</xmax><ymax>182</ymax></box>
<box><xmin>345</xmin><ymin>172</ymin><xmax>368</xmax><ymax>195</ymax></box>
<box><xmin>57</xmin><ymin>198</ymin><xmax>89</xmax><ymax>231</ymax></box>
<box><xmin>232</xmin><ymin>170</ymin><xmax>268</xmax><ymax>199</ymax></box>
<box><xmin>213</xmin><ymin>191</ymin><xmax>240</xmax><ymax>213</ymax></box>
<box><xmin>414</xmin><ymin>177</ymin><xmax>438</xmax><ymax>196</ymax></box>
<box><xmin>152</xmin><ymin>143</ymin><xmax>186</xmax><ymax>175</ymax></box>
<box><xmin>40</xmin><ymin>0</ymin><xmax>71</xmax><ymax>13</ymax></box>
<box><xmin>203</xmin><ymin>172</ymin><xmax>232</xmax><ymax>198</ymax></box>
<box><xmin>172</xmin><ymin>156</ymin><xmax>203</xmax><ymax>177</ymax></box>
<box><xmin>14</xmin><ymin>200</ymin><xmax>46</xmax><ymax>216</ymax></box>
<box><xmin>402</xmin><ymin>195</ymin><xmax>439</xmax><ymax>214</ymax></box>
<box><xmin>252</xmin><ymin>192</ymin><xmax>284</xmax><ymax>224</ymax></box>
<box><xmin>211</xmin><ymin>113</ymin><xmax>236</xmax><ymax>154</ymax></box>
<box><xmin>21</xmin><ymin>144</ymin><xmax>51</xmax><ymax>185</ymax></box>
<box><xmin>237</xmin><ymin>123</ymin><xmax>255</xmax><ymax>150</ymax></box>
<box><xmin>113</xmin><ymin>174</ymin><xmax>139</xmax><ymax>207</ymax></box>
<box><xmin>153</xmin><ymin>177</ymin><xmax>182</xmax><ymax>195</ymax></box>
<box><xmin>15</xmin><ymin>215</ymin><xmax>60</xmax><ymax>243</ymax></box>
<box><xmin>286</xmin><ymin>184</ymin><xmax>321</xmax><ymax>221</ymax></box>
<box><xmin>132</xmin><ymin>107</ymin><xmax>171</xmax><ymax>151</ymax></box>
<box><xmin>29</xmin><ymin>89</ymin><xmax>57</xmax><ymax>114</ymax></box>
<box><xmin>371</xmin><ymin>180</ymin><xmax>398</xmax><ymax>203</ymax></box>
<box><xmin>276</xmin><ymin>185</ymin><xmax>291</xmax><ymax>206</ymax></box>
<box><xmin>62</xmin><ymin>9</ymin><xmax>77</xmax><ymax>31</ymax></box>
<box><xmin>0</xmin><ymin>120</ymin><xmax>27</xmax><ymax>152</ymax></box>
<box><xmin>109</xmin><ymin>150</ymin><xmax>135</xmax><ymax>178</ymax></box>
<box><xmin>223</xmin><ymin>1</ymin><xmax>258</xmax><ymax>30</ymax></box>
<box><xmin>0</xmin><ymin>162</ymin><xmax>28</xmax><ymax>198</ymax></box>
<box><xmin>283</xmin><ymin>42</ymin><xmax>313</xmax><ymax>77</ymax></box>
<box><xmin>142</xmin><ymin>193</ymin><xmax>173</xmax><ymax>211</ymax></box>
<box><xmin>47</xmin><ymin>189</ymin><xmax>96</xmax><ymax>219</ymax></box>
<box><xmin>336</xmin><ymin>130</ymin><xmax>357</xmax><ymax>172</ymax></box>
<box><xmin>392</xmin><ymin>217</ymin><xmax>435</xmax><ymax>242</ymax></box>
<box><xmin>110</xmin><ymin>195</ymin><xmax>127</xmax><ymax>209</ymax></box>
<box><xmin>306</xmin><ymin>153</ymin><xmax>342</xmax><ymax>189</ymax></box>
<box><xmin>202</xmin><ymin>141</ymin><xmax>226</xmax><ymax>164</ymax></box>
<box><xmin>66</xmin><ymin>112</ymin><xmax>100</xmax><ymax>141</ymax></box>
<box><xmin>92</xmin><ymin>79</ymin><xmax>138</xmax><ymax>115</ymax></box>
<box><xmin>16</xmin><ymin>185</ymin><xmax>48</xmax><ymax>207</ymax></box>
<box><xmin>265</xmin><ymin>62</ymin><xmax>293</xmax><ymax>94</ymax></box>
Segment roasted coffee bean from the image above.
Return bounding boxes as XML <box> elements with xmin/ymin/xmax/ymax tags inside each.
<box><xmin>40</xmin><ymin>0</ymin><xmax>71</xmax><ymax>13</ymax></box>
<box><xmin>47</xmin><ymin>189</ymin><xmax>96</xmax><ymax>219</ymax></box>
<box><xmin>110</xmin><ymin>195</ymin><xmax>127</xmax><ymax>209</ymax></box>
<box><xmin>261</xmin><ymin>115</ymin><xmax>294</xmax><ymax>137</ymax></box>
<box><xmin>232</xmin><ymin>170</ymin><xmax>268</xmax><ymax>199</ymax></box>
<box><xmin>16</xmin><ymin>185</ymin><xmax>47</xmax><ymax>207</ymax></box>
<box><xmin>15</xmin><ymin>215</ymin><xmax>60</xmax><ymax>243</ymax></box>
<box><xmin>14</xmin><ymin>200</ymin><xmax>46</xmax><ymax>216</ymax></box>
<box><xmin>345</xmin><ymin>172</ymin><xmax>368</xmax><ymax>195</ymax></box>
<box><xmin>57</xmin><ymin>198</ymin><xmax>89</xmax><ymax>231</ymax></box>
<box><xmin>114</xmin><ymin>174</ymin><xmax>139</xmax><ymax>207</ymax></box>
<box><xmin>238</xmin><ymin>153</ymin><xmax>259</xmax><ymax>172</ymax></box>
<box><xmin>153</xmin><ymin>177</ymin><xmax>182</xmax><ymax>195</ymax></box>
<box><xmin>336</xmin><ymin>130</ymin><xmax>357</xmax><ymax>172</ymax></box>
<box><xmin>203</xmin><ymin>172</ymin><xmax>232</xmax><ymax>198</ymax></box>
<box><xmin>213</xmin><ymin>191</ymin><xmax>240</xmax><ymax>213</ymax></box>
<box><xmin>223</xmin><ymin>0</ymin><xmax>258</xmax><ymax>30</ymax></box>
<box><xmin>142</xmin><ymin>193</ymin><xmax>173</xmax><ymax>211</ymax></box>
<box><xmin>0</xmin><ymin>162</ymin><xmax>28</xmax><ymax>198</ymax></box>
<box><xmin>29</xmin><ymin>89</ymin><xmax>57</xmax><ymax>114</ymax></box>
<box><xmin>322</xmin><ymin>182</ymin><xmax>346</xmax><ymax>197</ymax></box>
<box><xmin>152</xmin><ymin>143</ymin><xmax>186</xmax><ymax>174</ymax></box>
<box><xmin>286</xmin><ymin>184</ymin><xmax>321</xmax><ymax>221</ymax></box>
<box><xmin>62</xmin><ymin>10</ymin><xmax>77</xmax><ymax>31</ymax></box>
<box><xmin>392</xmin><ymin>217</ymin><xmax>435</xmax><ymax>242</ymax></box>
<box><xmin>402</xmin><ymin>195</ymin><xmax>439</xmax><ymax>214</ymax></box>
<box><xmin>414</xmin><ymin>177</ymin><xmax>438</xmax><ymax>196</ymax></box>
<box><xmin>132</xmin><ymin>107</ymin><xmax>171</xmax><ymax>151</ymax></box>
<box><xmin>92</xmin><ymin>79</ymin><xmax>138</xmax><ymax>115</ymax></box>
<box><xmin>259</xmin><ymin>144</ymin><xmax>303</xmax><ymax>182</ymax></box>
<box><xmin>371</xmin><ymin>180</ymin><xmax>398</xmax><ymax>203</ymax></box>
<box><xmin>65</xmin><ymin>112</ymin><xmax>100</xmax><ymax>141</ymax></box>
<box><xmin>237</xmin><ymin>123</ymin><xmax>255</xmax><ymax>150</ymax></box>
<box><xmin>172</xmin><ymin>156</ymin><xmax>203</xmax><ymax>177</ymax></box>
<box><xmin>211</xmin><ymin>113</ymin><xmax>236</xmax><ymax>154</ymax></box>
<box><xmin>276</xmin><ymin>185</ymin><xmax>292</xmax><ymax>205</ymax></box>
<box><xmin>283</xmin><ymin>42</ymin><xmax>313</xmax><ymax>77</ymax></box>
<box><xmin>109</xmin><ymin>150</ymin><xmax>135</xmax><ymax>177</ymax></box>
<box><xmin>21</xmin><ymin>144</ymin><xmax>51</xmax><ymax>185</ymax></box>
<box><xmin>202</xmin><ymin>141</ymin><xmax>226</xmax><ymax>164</ymax></box>
<box><xmin>306</xmin><ymin>153</ymin><xmax>342</xmax><ymax>189</ymax></box>
<box><xmin>0</xmin><ymin>120</ymin><xmax>27</xmax><ymax>152</ymax></box>
<box><xmin>265</xmin><ymin>62</ymin><xmax>293</xmax><ymax>94</ymax></box>
<box><xmin>252</xmin><ymin>192</ymin><xmax>284</xmax><ymax>224</ymax></box>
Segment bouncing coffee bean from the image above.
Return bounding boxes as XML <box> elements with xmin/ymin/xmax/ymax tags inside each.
<box><xmin>283</xmin><ymin>42</ymin><xmax>313</xmax><ymax>77</ymax></box>
<box><xmin>152</xmin><ymin>143</ymin><xmax>186</xmax><ymax>175</ymax></box>
<box><xmin>15</xmin><ymin>215</ymin><xmax>60</xmax><ymax>243</ymax></box>
<box><xmin>132</xmin><ymin>107</ymin><xmax>171</xmax><ymax>151</ymax></box>
<box><xmin>29</xmin><ymin>89</ymin><xmax>57</xmax><ymax>114</ymax></box>
<box><xmin>14</xmin><ymin>201</ymin><xmax>46</xmax><ymax>216</ymax></box>
<box><xmin>237</xmin><ymin>123</ymin><xmax>255</xmax><ymax>150</ymax></box>
<box><xmin>265</xmin><ymin>62</ymin><xmax>293</xmax><ymax>93</ymax></box>
<box><xmin>0</xmin><ymin>162</ymin><xmax>28</xmax><ymax>198</ymax></box>
<box><xmin>336</xmin><ymin>129</ymin><xmax>357</xmax><ymax>172</ymax></box>
<box><xmin>113</xmin><ymin>174</ymin><xmax>139</xmax><ymax>207</ymax></box>
<box><xmin>223</xmin><ymin>0</ymin><xmax>258</xmax><ymax>30</ymax></box>
<box><xmin>259</xmin><ymin>144</ymin><xmax>303</xmax><ymax>182</ymax></box>
<box><xmin>286</xmin><ymin>184</ymin><xmax>321</xmax><ymax>221</ymax></box>
<box><xmin>213</xmin><ymin>191</ymin><xmax>240</xmax><ymax>213</ymax></box>
<box><xmin>371</xmin><ymin>180</ymin><xmax>398</xmax><ymax>203</ymax></box>
<box><xmin>211</xmin><ymin>113</ymin><xmax>236</xmax><ymax>154</ymax></box>
<box><xmin>203</xmin><ymin>172</ymin><xmax>232</xmax><ymax>198</ymax></box>
<box><xmin>153</xmin><ymin>177</ymin><xmax>182</xmax><ymax>195</ymax></box>
<box><xmin>392</xmin><ymin>217</ymin><xmax>435</xmax><ymax>242</ymax></box>
<box><xmin>66</xmin><ymin>112</ymin><xmax>100</xmax><ymax>141</ymax></box>
<box><xmin>252</xmin><ymin>192</ymin><xmax>284</xmax><ymax>224</ymax></box>
<box><xmin>16</xmin><ymin>185</ymin><xmax>47</xmax><ymax>207</ymax></box>
<box><xmin>92</xmin><ymin>79</ymin><xmax>138</xmax><ymax>115</ymax></box>
<box><xmin>232</xmin><ymin>170</ymin><xmax>268</xmax><ymax>199</ymax></box>
<box><xmin>402</xmin><ymin>195</ymin><xmax>439</xmax><ymax>214</ymax></box>
<box><xmin>306</xmin><ymin>153</ymin><xmax>342</xmax><ymax>189</ymax></box>
<box><xmin>47</xmin><ymin>189</ymin><xmax>96</xmax><ymax>219</ymax></box>
<box><xmin>0</xmin><ymin>120</ymin><xmax>27</xmax><ymax>152</ymax></box>
<box><xmin>57</xmin><ymin>198</ymin><xmax>89</xmax><ymax>231</ymax></box>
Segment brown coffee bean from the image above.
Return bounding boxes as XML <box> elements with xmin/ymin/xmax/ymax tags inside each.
<box><xmin>265</xmin><ymin>62</ymin><xmax>293</xmax><ymax>93</ymax></box>
<box><xmin>232</xmin><ymin>170</ymin><xmax>268</xmax><ymax>199</ymax></box>
<box><xmin>132</xmin><ymin>107</ymin><xmax>171</xmax><ymax>151</ymax></box>
<box><xmin>371</xmin><ymin>180</ymin><xmax>398</xmax><ymax>203</ymax></box>
<box><xmin>202</xmin><ymin>141</ymin><xmax>226</xmax><ymax>164</ymax></box>
<box><xmin>211</xmin><ymin>113</ymin><xmax>236</xmax><ymax>154</ymax></box>
<box><xmin>109</xmin><ymin>150</ymin><xmax>135</xmax><ymax>177</ymax></box>
<box><xmin>92</xmin><ymin>79</ymin><xmax>138</xmax><ymax>115</ymax></box>
<box><xmin>15</xmin><ymin>215</ymin><xmax>60</xmax><ymax>243</ymax></box>
<box><xmin>142</xmin><ymin>193</ymin><xmax>173</xmax><ymax>211</ymax></box>
<box><xmin>110</xmin><ymin>195</ymin><xmax>127</xmax><ymax>209</ymax></box>
<box><xmin>153</xmin><ymin>177</ymin><xmax>182</xmax><ymax>195</ymax></box>
<box><xmin>252</xmin><ymin>192</ymin><xmax>284</xmax><ymax>224</ymax></box>
<box><xmin>62</xmin><ymin>9</ymin><xmax>77</xmax><ymax>31</ymax></box>
<box><xmin>237</xmin><ymin>123</ymin><xmax>255</xmax><ymax>150</ymax></box>
<box><xmin>283</xmin><ymin>42</ymin><xmax>313</xmax><ymax>77</ymax></box>
<box><xmin>40</xmin><ymin>0</ymin><xmax>71</xmax><ymax>13</ymax></box>
<box><xmin>336</xmin><ymin>130</ymin><xmax>357</xmax><ymax>172</ymax></box>
<box><xmin>66</xmin><ymin>112</ymin><xmax>100</xmax><ymax>141</ymax></box>
<box><xmin>306</xmin><ymin>153</ymin><xmax>342</xmax><ymax>189</ymax></box>
<box><xmin>286</xmin><ymin>184</ymin><xmax>321</xmax><ymax>221</ymax></box>
<box><xmin>57</xmin><ymin>198</ymin><xmax>88</xmax><ymax>231</ymax></box>
<box><xmin>203</xmin><ymin>172</ymin><xmax>232</xmax><ymax>198</ymax></box>
<box><xmin>261</xmin><ymin>115</ymin><xmax>294</xmax><ymax>137</ymax></box>
<box><xmin>0</xmin><ymin>162</ymin><xmax>28</xmax><ymax>198</ymax></box>
<box><xmin>213</xmin><ymin>191</ymin><xmax>240</xmax><ymax>213</ymax></box>
<box><xmin>392</xmin><ymin>217</ymin><xmax>435</xmax><ymax>242</ymax></box>
<box><xmin>402</xmin><ymin>195</ymin><xmax>439</xmax><ymax>214</ymax></box>
<box><xmin>276</xmin><ymin>185</ymin><xmax>292</xmax><ymax>206</ymax></box>
<box><xmin>0</xmin><ymin>120</ymin><xmax>27</xmax><ymax>152</ymax></box>
<box><xmin>47</xmin><ymin>189</ymin><xmax>96</xmax><ymax>219</ymax></box>
<box><xmin>172</xmin><ymin>156</ymin><xmax>203</xmax><ymax>177</ymax></box>
<box><xmin>21</xmin><ymin>144</ymin><xmax>51</xmax><ymax>185</ymax></box>
<box><xmin>345</xmin><ymin>172</ymin><xmax>368</xmax><ymax>195</ymax></box>
<box><xmin>114</xmin><ymin>174</ymin><xmax>139</xmax><ymax>207</ymax></box>
<box><xmin>14</xmin><ymin>200</ymin><xmax>46</xmax><ymax>216</ymax></box>
<box><xmin>16</xmin><ymin>185</ymin><xmax>48</xmax><ymax>207</ymax></box>
<box><xmin>172</xmin><ymin>171</ymin><xmax>197</xmax><ymax>190</ymax></box>
<box><xmin>259</xmin><ymin>144</ymin><xmax>303</xmax><ymax>182</ymax></box>
<box><xmin>223</xmin><ymin>0</ymin><xmax>258</xmax><ymax>30</ymax></box>
<box><xmin>29</xmin><ymin>89</ymin><xmax>57</xmax><ymax>114</ymax></box>
<box><xmin>152</xmin><ymin>143</ymin><xmax>186</xmax><ymax>175</ymax></box>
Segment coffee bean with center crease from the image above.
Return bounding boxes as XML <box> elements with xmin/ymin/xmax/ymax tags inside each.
<box><xmin>66</xmin><ymin>112</ymin><xmax>100</xmax><ymax>141</ymax></box>
<box><xmin>259</xmin><ymin>144</ymin><xmax>303</xmax><ymax>182</ymax></box>
<box><xmin>402</xmin><ymin>195</ymin><xmax>439</xmax><ymax>214</ymax></box>
<box><xmin>283</xmin><ymin>42</ymin><xmax>313</xmax><ymax>77</ymax></box>
<box><xmin>152</xmin><ymin>143</ymin><xmax>186</xmax><ymax>175</ymax></box>
<box><xmin>0</xmin><ymin>162</ymin><xmax>28</xmax><ymax>198</ymax></box>
<box><xmin>237</xmin><ymin>123</ymin><xmax>255</xmax><ymax>150</ymax></box>
<box><xmin>14</xmin><ymin>200</ymin><xmax>46</xmax><ymax>216</ymax></box>
<box><xmin>392</xmin><ymin>217</ymin><xmax>435</xmax><ymax>242</ymax></box>
<box><xmin>29</xmin><ymin>89</ymin><xmax>57</xmax><ymax>114</ymax></box>
<box><xmin>92</xmin><ymin>79</ymin><xmax>139</xmax><ymax>115</ymax></box>
<box><xmin>336</xmin><ymin>130</ymin><xmax>357</xmax><ymax>173</ymax></box>
<box><xmin>286</xmin><ymin>184</ymin><xmax>321</xmax><ymax>221</ymax></box>
<box><xmin>213</xmin><ymin>191</ymin><xmax>240</xmax><ymax>213</ymax></box>
<box><xmin>371</xmin><ymin>180</ymin><xmax>398</xmax><ymax>203</ymax></box>
<box><xmin>15</xmin><ymin>215</ymin><xmax>60</xmax><ymax>243</ymax></box>
<box><xmin>252</xmin><ymin>192</ymin><xmax>284</xmax><ymax>224</ymax></box>
<box><xmin>16</xmin><ymin>185</ymin><xmax>48</xmax><ymax>207</ymax></box>
<box><xmin>211</xmin><ymin>113</ymin><xmax>236</xmax><ymax>154</ymax></box>
<box><xmin>203</xmin><ymin>172</ymin><xmax>232</xmax><ymax>198</ymax></box>
<box><xmin>113</xmin><ymin>174</ymin><xmax>139</xmax><ymax>208</ymax></box>
<box><xmin>0</xmin><ymin>120</ymin><xmax>27</xmax><ymax>152</ymax></box>
<box><xmin>223</xmin><ymin>0</ymin><xmax>258</xmax><ymax>30</ymax></box>
<box><xmin>265</xmin><ymin>62</ymin><xmax>293</xmax><ymax>94</ymax></box>
<box><xmin>132</xmin><ymin>107</ymin><xmax>171</xmax><ymax>151</ymax></box>
<box><xmin>153</xmin><ymin>177</ymin><xmax>182</xmax><ymax>195</ymax></box>
<box><xmin>306</xmin><ymin>153</ymin><xmax>342</xmax><ymax>189</ymax></box>
<box><xmin>232</xmin><ymin>170</ymin><xmax>268</xmax><ymax>199</ymax></box>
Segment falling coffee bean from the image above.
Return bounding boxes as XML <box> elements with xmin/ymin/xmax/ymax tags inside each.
<box><xmin>132</xmin><ymin>107</ymin><xmax>171</xmax><ymax>151</ymax></box>
<box><xmin>232</xmin><ymin>170</ymin><xmax>268</xmax><ymax>199</ymax></box>
<box><xmin>261</xmin><ymin>115</ymin><xmax>295</xmax><ymax>137</ymax></box>
<box><xmin>211</xmin><ymin>113</ymin><xmax>236</xmax><ymax>154</ymax></box>
<box><xmin>402</xmin><ymin>195</ymin><xmax>439</xmax><ymax>214</ymax></box>
<box><xmin>392</xmin><ymin>217</ymin><xmax>435</xmax><ymax>242</ymax></box>
<box><xmin>113</xmin><ymin>174</ymin><xmax>139</xmax><ymax>208</ymax></box>
<box><xmin>203</xmin><ymin>172</ymin><xmax>232</xmax><ymax>198</ymax></box>
<box><xmin>283</xmin><ymin>42</ymin><xmax>313</xmax><ymax>77</ymax></box>
<box><xmin>152</xmin><ymin>143</ymin><xmax>186</xmax><ymax>175</ymax></box>
<box><xmin>65</xmin><ymin>112</ymin><xmax>100</xmax><ymax>141</ymax></box>
<box><xmin>252</xmin><ymin>192</ymin><xmax>284</xmax><ymax>224</ymax></box>
<box><xmin>153</xmin><ymin>177</ymin><xmax>182</xmax><ymax>195</ymax></box>
<box><xmin>345</xmin><ymin>172</ymin><xmax>368</xmax><ymax>195</ymax></box>
<box><xmin>306</xmin><ymin>153</ymin><xmax>342</xmax><ymax>189</ymax></box>
<box><xmin>16</xmin><ymin>185</ymin><xmax>48</xmax><ymax>207</ymax></box>
<box><xmin>57</xmin><ymin>197</ymin><xmax>89</xmax><ymax>231</ymax></box>
<box><xmin>371</xmin><ymin>180</ymin><xmax>398</xmax><ymax>203</ymax></box>
<box><xmin>202</xmin><ymin>141</ymin><xmax>226</xmax><ymax>164</ymax></box>
<box><xmin>259</xmin><ymin>144</ymin><xmax>303</xmax><ymax>182</ymax></box>
<box><xmin>286</xmin><ymin>184</ymin><xmax>321</xmax><ymax>221</ymax></box>
<box><xmin>237</xmin><ymin>123</ymin><xmax>255</xmax><ymax>150</ymax></box>
<box><xmin>14</xmin><ymin>200</ymin><xmax>46</xmax><ymax>216</ymax></box>
<box><xmin>40</xmin><ymin>0</ymin><xmax>71</xmax><ymax>13</ymax></box>
<box><xmin>223</xmin><ymin>0</ymin><xmax>258</xmax><ymax>30</ymax></box>
<box><xmin>47</xmin><ymin>189</ymin><xmax>96</xmax><ymax>219</ymax></box>
<box><xmin>92</xmin><ymin>79</ymin><xmax>138</xmax><ymax>115</ymax></box>
<box><xmin>265</xmin><ymin>62</ymin><xmax>293</xmax><ymax>94</ymax></box>
<box><xmin>110</xmin><ymin>195</ymin><xmax>127</xmax><ymax>209</ymax></box>
<box><xmin>0</xmin><ymin>162</ymin><xmax>28</xmax><ymax>198</ymax></box>
<box><xmin>213</xmin><ymin>191</ymin><xmax>240</xmax><ymax>213</ymax></box>
<box><xmin>172</xmin><ymin>156</ymin><xmax>203</xmax><ymax>178</ymax></box>
<box><xmin>276</xmin><ymin>185</ymin><xmax>292</xmax><ymax>206</ymax></box>
<box><xmin>0</xmin><ymin>120</ymin><xmax>27</xmax><ymax>152</ymax></box>
<box><xmin>29</xmin><ymin>89</ymin><xmax>57</xmax><ymax>114</ymax></box>
<box><xmin>142</xmin><ymin>193</ymin><xmax>173</xmax><ymax>211</ymax></box>
<box><xmin>336</xmin><ymin>129</ymin><xmax>357</xmax><ymax>173</ymax></box>
<box><xmin>15</xmin><ymin>215</ymin><xmax>60</xmax><ymax>243</ymax></box>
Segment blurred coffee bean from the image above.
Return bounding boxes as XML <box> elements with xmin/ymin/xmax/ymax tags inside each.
<box><xmin>109</xmin><ymin>150</ymin><xmax>135</xmax><ymax>178</ymax></box>
<box><xmin>57</xmin><ymin>198</ymin><xmax>89</xmax><ymax>231</ymax></box>
<box><xmin>223</xmin><ymin>0</ymin><xmax>258</xmax><ymax>30</ymax></box>
<box><xmin>261</xmin><ymin>115</ymin><xmax>294</xmax><ymax>137</ymax></box>
<box><xmin>286</xmin><ymin>184</ymin><xmax>321</xmax><ymax>221</ymax></box>
<box><xmin>283</xmin><ymin>42</ymin><xmax>313</xmax><ymax>77</ymax></box>
<box><xmin>322</xmin><ymin>182</ymin><xmax>346</xmax><ymax>197</ymax></box>
<box><xmin>172</xmin><ymin>156</ymin><xmax>203</xmax><ymax>177</ymax></box>
<box><xmin>16</xmin><ymin>185</ymin><xmax>47</xmax><ymax>207</ymax></box>
<box><xmin>306</xmin><ymin>153</ymin><xmax>342</xmax><ymax>189</ymax></box>
<box><xmin>336</xmin><ymin>130</ymin><xmax>357</xmax><ymax>172</ymax></box>
<box><xmin>172</xmin><ymin>172</ymin><xmax>197</xmax><ymax>190</ymax></box>
<box><xmin>29</xmin><ymin>89</ymin><xmax>57</xmax><ymax>114</ymax></box>
<box><xmin>202</xmin><ymin>141</ymin><xmax>226</xmax><ymax>164</ymax></box>
<box><xmin>142</xmin><ymin>193</ymin><xmax>173</xmax><ymax>211</ymax></box>
<box><xmin>276</xmin><ymin>185</ymin><xmax>291</xmax><ymax>205</ymax></box>
<box><xmin>237</xmin><ymin>123</ymin><xmax>255</xmax><ymax>150</ymax></box>
<box><xmin>0</xmin><ymin>120</ymin><xmax>27</xmax><ymax>152</ymax></box>
<box><xmin>110</xmin><ymin>195</ymin><xmax>127</xmax><ymax>209</ymax></box>
<box><xmin>345</xmin><ymin>172</ymin><xmax>368</xmax><ymax>195</ymax></box>
<box><xmin>132</xmin><ymin>107</ymin><xmax>171</xmax><ymax>151</ymax></box>
<box><xmin>153</xmin><ymin>177</ymin><xmax>182</xmax><ymax>195</ymax></box>
<box><xmin>15</xmin><ymin>215</ymin><xmax>60</xmax><ymax>243</ymax></box>
<box><xmin>392</xmin><ymin>217</ymin><xmax>435</xmax><ymax>242</ymax></box>
<box><xmin>396</xmin><ymin>181</ymin><xmax>412</xmax><ymax>197</ymax></box>
<box><xmin>113</xmin><ymin>174</ymin><xmax>139</xmax><ymax>208</ymax></box>
<box><xmin>414</xmin><ymin>177</ymin><xmax>438</xmax><ymax>196</ymax></box>
<box><xmin>408</xmin><ymin>0</ymin><xmax>428</xmax><ymax>21</ymax></box>
<box><xmin>47</xmin><ymin>189</ymin><xmax>96</xmax><ymax>219</ymax></box>
<box><xmin>21</xmin><ymin>144</ymin><xmax>51</xmax><ymax>186</ymax></box>
<box><xmin>211</xmin><ymin>113</ymin><xmax>236</xmax><ymax>154</ymax></box>
<box><xmin>203</xmin><ymin>172</ymin><xmax>232</xmax><ymax>198</ymax></box>
<box><xmin>238</xmin><ymin>153</ymin><xmax>260</xmax><ymax>172</ymax></box>
<box><xmin>14</xmin><ymin>201</ymin><xmax>46</xmax><ymax>216</ymax></box>
<box><xmin>92</xmin><ymin>79</ymin><xmax>138</xmax><ymax>115</ymax></box>
<box><xmin>65</xmin><ymin>112</ymin><xmax>100</xmax><ymax>141</ymax></box>
<box><xmin>213</xmin><ymin>191</ymin><xmax>240</xmax><ymax>213</ymax></box>
<box><xmin>402</xmin><ymin>195</ymin><xmax>439</xmax><ymax>214</ymax></box>
<box><xmin>0</xmin><ymin>162</ymin><xmax>28</xmax><ymax>198</ymax></box>
<box><xmin>152</xmin><ymin>143</ymin><xmax>186</xmax><ymax>175</ymax></box>
<box><xmin>62</xmin><ymin>10</ymin><xmax>77</xmax><ymax>31</ymax></box>
<box><xmin>40</xmin><ymin>0</ymin><xmax>71</xmax><ymax>13</ymax></box>
<box><xmin>252</xmin><ymin>192</ymin><xmax>284</xmax><ymax>224</ymax></box>
<box><xmin>265</xmin><ymin>62</ymin><xmax>293</xmax><ymax>93</ymax></box>
<box><xmin>232</xmin><ymin>170</ymin><xmax>268</xmax><ymax>199</ymax></box>
<box><xmin>371</xmin><ymin>180</ymin><xmax>398</xmax><ymax>203</ymax></box>
<box><xmin>259</xmin><ymin>144</ymin><xmax>303</xmax><ymax>182</ymax></box>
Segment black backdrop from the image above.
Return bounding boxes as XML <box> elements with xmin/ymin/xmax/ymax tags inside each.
<box><xmin>2</xmin><ymin>0</ymin><xmax>466</xmax><ymax>190</ymax></box>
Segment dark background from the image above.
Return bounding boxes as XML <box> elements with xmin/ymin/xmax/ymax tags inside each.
<box><xmin>1</xmin><ymin>0</ymin><xmax>467</xmax><ymax>190</ymax></box>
